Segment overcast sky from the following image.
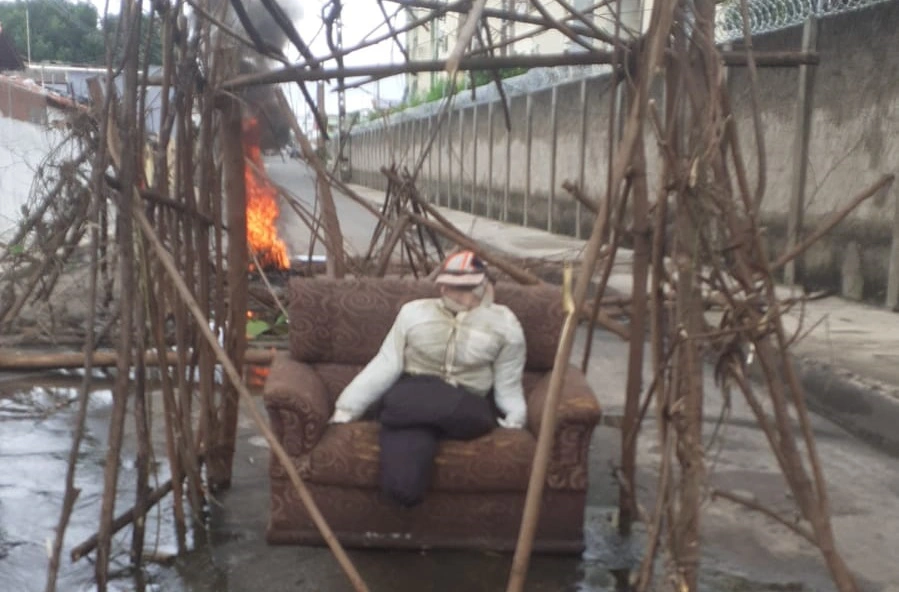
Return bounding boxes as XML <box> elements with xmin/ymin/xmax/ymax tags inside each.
<box><xmin>85</xmin><ymin>0</ymin><xmax>407</xmax><ymax>126</ymax></box>
<box><xmin>291</xmin><ymin>0</ymin><xmax>407</xmax><ymax>123</ymax></box>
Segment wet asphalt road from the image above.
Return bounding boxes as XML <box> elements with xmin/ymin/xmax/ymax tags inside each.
<box><xmin>265</xmin><ymin>157</ymin><xmax>380</xmax><ymax>259</ymax></box>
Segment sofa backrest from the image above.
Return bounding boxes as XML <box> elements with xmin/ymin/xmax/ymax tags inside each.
<box><xmin>288</xmin><ymin>277</ymin><xmax>565</xmax><ymax>372</ymax></box>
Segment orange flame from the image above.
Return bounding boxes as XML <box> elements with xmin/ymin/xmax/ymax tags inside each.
<box><xmin>243</xmin><ymin>117</ymin><xmax>290</xmax><ymax>270</ymax></box>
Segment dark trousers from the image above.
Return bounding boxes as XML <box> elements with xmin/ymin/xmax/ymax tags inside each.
<box><xmin>378</xmin><ymin>374</ymin><xmax>496</xmax><ymax>507</ymax></box>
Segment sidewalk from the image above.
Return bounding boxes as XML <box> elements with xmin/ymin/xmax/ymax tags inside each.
<box><xmin>346</xmin><ymin>182</ymin><xmax>899</xmax><ymax>456</ymax></box>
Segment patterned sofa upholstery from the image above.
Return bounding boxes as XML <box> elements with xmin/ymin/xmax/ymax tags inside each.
<box><xmin>263</xmin><ymin>277</ymin><xmax>601</xmax><ymax>553</ymax></box>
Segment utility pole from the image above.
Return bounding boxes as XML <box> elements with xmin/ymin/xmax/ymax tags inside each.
<box><xmin>500</xmin><ymin>0</ymin><xmax>509</xmax><ymax>56</ymax></box>
<box><xmin>316</xmin><ymin>82</ymin><xmax>326</xmax><ymax>153</ymax></box>
<box><xmin>336</xmin><ymin>10</ymin><xmax>349</xmax><ymax>181</ymax></box>
<box><xmin>25</xmin><ymin>0</ymin><xmax>32</xmax><ymax>64</ymax></box>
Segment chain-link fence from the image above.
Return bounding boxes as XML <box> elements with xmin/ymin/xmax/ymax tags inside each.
<box><xmin>716</xmin><ymin>0</ymin><xmax>894</xmax><ymax>42</ymax></box>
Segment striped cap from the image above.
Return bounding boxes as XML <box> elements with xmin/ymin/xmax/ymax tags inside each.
<box><xmin>435</xmin><ymin>250</ymin><xmax>488</xmax><ymax>286</ymax></box>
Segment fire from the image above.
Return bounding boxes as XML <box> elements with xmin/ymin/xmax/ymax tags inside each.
<box><xmin>243</xmin><ymin>117</ymin><xmax>290</xmax><ymax>270</ymax></box>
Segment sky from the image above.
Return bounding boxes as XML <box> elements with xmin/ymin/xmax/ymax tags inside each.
<box><xmin>84</xmin><ymin>0</ymin><xmax>407</xmax><ymax>129</ymax></box>
<box><xmin>290</xmin><ymin>0</ymin><xmax>408</xmax><ymax>126</ymax></box>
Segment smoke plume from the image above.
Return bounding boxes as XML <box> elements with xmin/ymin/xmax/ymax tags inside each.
<box><xmin>210</xmin><ymin>0</ymin><xmax>306</xmax><ymax>150</ymax></box>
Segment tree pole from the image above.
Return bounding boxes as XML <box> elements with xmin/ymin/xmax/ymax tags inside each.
<box><xmin>208</xmin><ymin>96</ymin><xmax>248</xmax><ymax>490</ymax></box>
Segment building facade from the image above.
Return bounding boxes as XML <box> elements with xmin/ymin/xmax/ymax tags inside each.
<box><xmin>404</xmin><ymin>0</ymin><xmax>651</xmax><ymax>98</ymax></box>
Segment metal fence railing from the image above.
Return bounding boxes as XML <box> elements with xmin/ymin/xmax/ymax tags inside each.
<box><xmin>716</xmin><ymin>0</ymin><xmax>894</xmax><ymax>42</ymax></box>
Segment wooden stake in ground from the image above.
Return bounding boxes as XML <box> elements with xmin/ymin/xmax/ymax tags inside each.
<box><xmin>506</xmin><ymin>2</ymin><xmax>676</xmax><ymax>588</ymax></box>
<box><xmin>95</xmin><ymin>3</ymin><xmax>141</xmax><ymax>586</ymax></box>
<box><xmin>209</xmin><ymin>97</ymin><xmax>249</xmax><ymax>491</ymax></box>
<box><xmin>43</xmin><ymin>176</ymin><xmax>103</xmax><ymax>592</ymax></box>
<box><xmin>618</xmin><ymin>90</ymin><xmax>651</xmax><ymax>537</ymax></box>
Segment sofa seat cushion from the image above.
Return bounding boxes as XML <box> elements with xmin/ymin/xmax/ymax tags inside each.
<box><xmin>302</xmin><ymin>421</ymin><xmax>536</xmax><ymax>493</ymax></box>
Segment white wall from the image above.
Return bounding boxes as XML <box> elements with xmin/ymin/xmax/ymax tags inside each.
<box><xmin>0</xmin><ymin>117</ymin><xmax>64</xmax><ymax>242</ymax></box>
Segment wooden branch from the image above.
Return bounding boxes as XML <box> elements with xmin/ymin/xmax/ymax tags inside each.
<box><xmin>772</xmin><ymin>174</ymin><xmax>895</xmax><ymax>271</ymax></box>
<box><xmin>386</xmin><ymin>0</ymin><xmax>611</xmax><ymax>40</ymax></box>
<box><xmin>446</xmin><ymin>0</ymin><xmax>488</xmax><ymax>76</ymax></box>
<box><xmin>326</xmin><ymin>2</ymin><xmax>460</xmax><ymax>68</ymax></box>
<box><xmin>634</xmin><ymin>425</ymin><xmax>674</xmax><ymax>592</ymax></box>
<box><xmin>710</xmin><ymin>488</ymin><xmax>816</xmax><ymax>545</ymax></box>
<box><xmin>509</xmin><ymin>305</ymin><xmax>580</xmax><ymax>589</ymax></box>
<box><xmin>375</xmin><ymin>0</ymin><xmax>410</xmax><ymax>64</ymax></box>
<box><xmin>554</xmin><ymin>0</ymin><xmax>618</xmax><ymax>42</ymax></box>
<box><xmin>224</xmin><ymin>52</ymin><xmax>615</xmax><ymax>88</ymax></box>
<box><xmin>227</xmin><ymin>0</ymin><xmax>289</xmax><ymax>62</ymax></box>
<box><xmin>408</xmin><ymin>213</ymin><xmax>541</xmax><ymax>285</ymax></box>
<box><xmin>580</xmin><ymin>302</ymin><xmax>630</xmax><ymax>341</ymax></box>
<box><xmin>210</xmin><ymin>96</ymin><xmax>250</xmax><ymax>491</ymax></box>
<box><xmin>275</xmin><ymin>89</ymin><xmax>346</xmax><ymax>278</ymax></box>
<box><xmin>45</xmin><ymin>188</ymin><xmax>103</xmax><ymax>590</ymax></box>
<box><xmin>223</xmin><ymin>49</ymin><xmax>818</xmax><ymax>89</ymax></box>
<box><xmin>375</xmin><ymin>215</ymin><xmax>412</xmax><ymax>276</ymax></box>
<box><xmin>71</xmin><ymin>480</ymin><xmax>174</xmax><ymax>562</ymax></box>
<box><xmin>735</xmin><ymin>0</ymin><xmax>768</xmax><ymax>217</ymax></box>
<box><xmin>185</xmin><ymin>0</ymin><xmax>282</xmax><ymax>57</ymax></box>
<box><xmin>376</xmin><ymin>167</ymin><xmax>540</xmax><ymax>284</ymax></box>
<box><xmin>530</xmin><ymin>0</ymin><xmax>610</xmax><ymax>53</ymax></box>
<box><xmin>259</xmin><ymin>0</ymin><xmax>319</xmax><ymax>66</ymax></box>
<box><xmin>105</xmin><ymin>173</ymin><xmax>216</xmax><ymax>226</ymax></box>
<box><xmin>580</xmin><ymin>174</ymin><xmax>632</xmax><ymax>371</ymax></box>
<box><xmin>562</xmin><ymin>180</ymin><xmax>600</xmax><ymax>214</ymax></box>
<box><xmin>619</xmin><ymin>118</ymin><xmax>652</xmax><ymax>537</ymax></box>
<box><xmin>477</xmin><ymin>23</ymin><xmax>512</xmax><ymax>131</ymax></box>
<box><xmin>506</xmin><ymin>0</ymin><xmax>678</xmax><ymax>587</ymax></box>
<box><xmin>0</xmin><ymin>348</ymin><xmax>277</xmax><ymax>370</ymax></box>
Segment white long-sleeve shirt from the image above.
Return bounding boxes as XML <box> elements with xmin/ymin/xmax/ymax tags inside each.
<box><xmin>332</xmin><ymin>298</ymin><xmax>527</xmax><ymax>428</ymax></box>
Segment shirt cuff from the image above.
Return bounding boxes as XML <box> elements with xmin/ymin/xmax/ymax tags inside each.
<box><xmin>329</xmin><ymin>408</ymin><xmax>356</xmax><ymax>424</ymax></box>
<box><xmin>497</xmin><ymin>416</ymin><xmax>524</xmax><ymax>429</ymax></box>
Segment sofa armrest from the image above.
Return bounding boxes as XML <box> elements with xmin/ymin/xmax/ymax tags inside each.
<box><xmin>526</xmin><ymin>364</ymin><xmax>601</xmax><ymax>433</ymax></box>
<box><xmin>525</xmin><ymin>364</ymin><xmax>602</xmax><ymax>491</ymax></box>
<box><xmin>263</xmin><ymin>352</ymin><xmax>332</xmax><ymax>457</ymax></box>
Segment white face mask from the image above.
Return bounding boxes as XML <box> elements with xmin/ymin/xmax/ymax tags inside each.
<box><xmin>441</xmin><ymin>280</ymin><xmax>490</xmax><ymax>313</ymax></box>
<box><xmin>441</xmin><ymin>294</ymin><xmax>470</xmax><ymax>313</ymax></box>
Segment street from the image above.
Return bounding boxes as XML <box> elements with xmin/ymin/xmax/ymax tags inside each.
<box><xmin>265</xmin><ymin>157</ymin><xmax>380</xmax><ymax>260</ymax></box>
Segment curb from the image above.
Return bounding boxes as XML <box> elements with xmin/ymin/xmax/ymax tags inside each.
<box><xmin>794</xmin><ymin>355</ymin><xmax>899</xmax><ymax>457</ymax></box>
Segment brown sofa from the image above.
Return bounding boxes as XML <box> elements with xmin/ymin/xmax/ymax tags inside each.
<box><xmin>263</xmin><ymin>277</ymin><xmax>601</xmax><ymax>553</ymax></box>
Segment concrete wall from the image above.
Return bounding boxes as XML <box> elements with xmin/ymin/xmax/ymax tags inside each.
<box><xmin>720</xmin><ymin>1</ymin><xmax>899</xmax><ymax>303</ymax></box>
<box><xmin>349</xmin><ymin>1</ymin><xmax>899</xmax><ymax>304</ymax></box>
<box><xmin>351</xmin><ymin>73</ymin><xmax>618</xmax><ymax>239</ymax></box>
<box><xmin>0</xmin><ymin>77</ymin><xmax>48</xmax><ymax>125</ymax></box>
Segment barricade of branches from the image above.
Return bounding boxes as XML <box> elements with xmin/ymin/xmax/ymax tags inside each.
<box><xmin>0</xmin><ymin>1</ymin><xmax>877</xmax><ymax>592</ymax></box>
<box><xmin>0</xmin><ymin>125</ymin><xmax>108</xmax><ymax>342</ymax></box>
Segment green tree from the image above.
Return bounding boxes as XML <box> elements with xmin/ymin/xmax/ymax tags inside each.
<box><xmin>0</xmin><ymin>0</ymin><xmax>104</xmax><ymax>64</ymax></box>
<box><xmin>102</xmin><ymin>12</ymin><xmax>163</xmax><ymax>67</ymax></box>
<box><xmin>0</xmin><ymin>0</ymin><xmax>162</xmax><ymax>66</ymax></box>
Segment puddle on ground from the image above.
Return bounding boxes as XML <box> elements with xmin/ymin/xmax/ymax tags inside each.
<box><xmin>0</xmin><ymin>373</ymin><xmax>184</xmax><ymax>592</ymax></box>
<box><xmin>0</xmin><ymin>372</ymin><xmax>806</xmax><ymax>592</ymax></box>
